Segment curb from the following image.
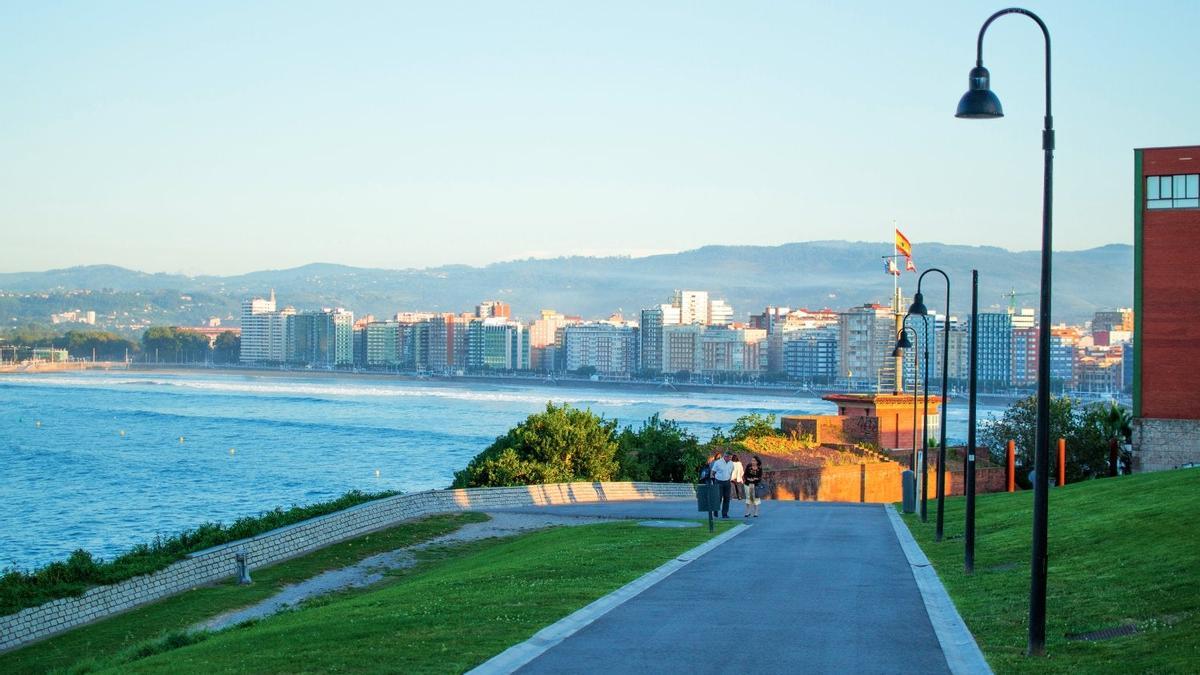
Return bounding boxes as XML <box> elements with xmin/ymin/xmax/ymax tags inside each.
<box><xmin>468</xmin><ymin>523</ymin><xmax>751</xmax><ymax>674</ymax></box>
<box><xmin>885</xmin><ymin>505</ymin><xmax>993</xmax><ymax>675</ymax></box>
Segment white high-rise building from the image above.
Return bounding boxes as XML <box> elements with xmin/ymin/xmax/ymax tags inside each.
<box><xmin>672</xmin><ymin>290</ymin><xmax>710</xmax><ymax>325</ymax></box>
<box><xmin>240</xmin><ymin>291</ymin><xmax>292</xmax><ymax>363</ymax></box>
<box><xmin>708</xmin><ymin>300</ymin><xmax>734</xmax><ymax>326</ymax></box>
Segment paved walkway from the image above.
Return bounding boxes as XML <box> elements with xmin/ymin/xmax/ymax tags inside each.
<box><xmin>480</xmin><ymin>499</ymin><xmax>957</xmax><ymax>675</ymax></box>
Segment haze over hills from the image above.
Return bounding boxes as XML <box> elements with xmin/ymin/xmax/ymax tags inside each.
<box><xmin>0</xmin><ymin>241</ymin><xmax>1132</xmax><ymax>327</ymax></box>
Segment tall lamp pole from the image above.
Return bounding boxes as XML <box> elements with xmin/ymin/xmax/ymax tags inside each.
<box><xmin>966</xmin><ymin>269</ymin><xmax>980</xmax><ymax>573</ymax></box>
<box><xmin>909</xmin><ymin>268</ymin><xmax>952</xmax><ymax>541</ymax></box>
<box><xmin>955</xmin><ymin>7</ymin><xmax>1054</xmax><ymax>656</ymax></box>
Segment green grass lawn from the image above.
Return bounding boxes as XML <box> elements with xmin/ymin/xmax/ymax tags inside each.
<box><xmin>0</xmin><ymin>512</ymin><xmax>487</xmax><ymax>675</ymax></box>
<box><xmin>106</xmin><ymin>520</ymin><xmax>728</xmax><ymax>674</ymax></box>
<box><xmin>901</xmin><ymin>467</ymin><xmax>1200</xmax><ymax>674</ymax></box>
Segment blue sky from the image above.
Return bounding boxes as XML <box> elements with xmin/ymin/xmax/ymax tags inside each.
<box><xmin>1</xmin><ymin>1</ymin><xmax>1196</xmax><ymax>275</ymax></box>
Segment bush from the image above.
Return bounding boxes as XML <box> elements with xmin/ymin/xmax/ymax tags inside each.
<box><xmin>452</xmin><ymin>403</ymin><xmax>619</xmax><ymax>488</ymax></box>
<box><xmin>726</xmin><ymin>413</ymin><xmax>781</xmax><ymax>442</ymax></box>
<box><xmin>0</xmin><ymin>489</ymin><xmax>398</xmax><ymax>616</ymax></box>
<box><xmin>616</xmin><ymin>414</ymin><xmax>705</xmax><ymax>483</ymax></box>
<box><xmin>979</xmin><ymin>395</ymin><xmax>1131</xmax><ymax>486</ymax></box>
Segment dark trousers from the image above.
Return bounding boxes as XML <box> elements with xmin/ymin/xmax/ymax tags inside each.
<box><xmin>717</xmin><ymin>480</ymin><xmax>731</xmax><ymax>517</ymax></box>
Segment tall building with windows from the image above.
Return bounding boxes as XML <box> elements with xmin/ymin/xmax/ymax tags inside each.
<box><xmin>672</xmin><ymin>290</ymin><xmax>710</xmax><ymax>325</ymax></box>
<box><xmin>1133</xmin><ymin>145</ymin><xmax>1200</xmax><ymax>470</ymax></box>
<box><xmin>707</xmin><ymin>299</ymin><xmax>734</xmax><ymax>326</ymax></box>
<box><xmin>661</xmin><ymin>324</ymin><xmax>704</xmax><ymax>376</ymax></box>
<box><xmin>468</xmin><ymin>318</ymin><xmax>529</xmax><ymax>371</ymax></box>
<box><xmin>365</xmin><ymin>321</ymin><xmax>402</xmax><ymax>367</ymax></box>
<box><xmin>971</xmin><ymin>312</ymin><xmax>1012</xmax><ymax>389</ymax></box>
<box><xmin>561</xmin><ymin>323</ymin><xmax>638</xmax><ymax>375</ymax></box>
<box><xmin>475</xmin><ymin>301</ymin><xmax>512</xmax><ymax>319</ymax></box>
<box><xmin>287</xmin><ymin>308</ymin><xmax>354</xmax><ymax>367</ymax></box>
<box><xmin>1011</xmin><ymin>326</ymin><xmax>1039</xmax><ymax>388</ymax></box>
<box><xmin>638</xmin><ymin>305</ymin><xmax>681</xmax><ymax>373</ymax></box>
<box><xmin>837</xmin><ymin>304</ymin><xmax>897</xmax><ymax>391</ymax></box>
<box><xmin>783</xmin><ymin>325</ymin><xmax>839</xmax><ymax>382</ymax></box>
<box><xmin>699</xmin><ymin>327</ymin><xmax>766</xmax><ymax>375</ymax></box>
<box><xmin>239</xmin><ymin>291</ymin><xmax>291</xmax><ymax>363</ymax></box>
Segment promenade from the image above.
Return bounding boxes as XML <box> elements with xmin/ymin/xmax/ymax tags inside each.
<box><xmin>474</xmin><ymin>500</ymin><xmax>984</xmax><ymax>675</ymax></box>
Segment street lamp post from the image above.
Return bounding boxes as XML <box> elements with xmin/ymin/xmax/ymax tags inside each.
<box><xmin>893</xmin><ymin>324</ymin><xmax>922</xmax><ymax>507</ymax></box>
<box><xmin>909</xmin><ymin>268</ymin><xmax>952</xmax><ymax>541</ymax></box>
<box><xmin>896</xmin><ymin>313</ymin><xmax>931</xmax><ymax>520</ymax></box>
<box><xmin>966</xmin><ymin>269</ymin><xmax>980</xmax><ymax>573</ymax></box>
<box><xmin>955</xmin><ymin>6</ymin><xmax>1054</xmax><ymax>656</ymax></box>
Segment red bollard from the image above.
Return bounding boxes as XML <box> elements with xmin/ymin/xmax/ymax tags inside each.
<box><xmin>1057</xmin><ymin>438</ymin><xmax>1066</xmax><ymax>486</ymax></box>
<box><xmin>1006</xmin><ymin>440</ymin><xmax>1016</xmax><ymax>492</ymax></box>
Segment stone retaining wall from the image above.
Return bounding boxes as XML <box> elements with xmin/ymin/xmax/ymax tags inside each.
<box><xmin>0</xmin><ymin>481</ymin><xmax>695</xmax><ymax>653</ymax></box>
<box><xmin>1133</xmin><ymin>417</ymin><xmax>1200</xmax><ymax>472</ymax></box>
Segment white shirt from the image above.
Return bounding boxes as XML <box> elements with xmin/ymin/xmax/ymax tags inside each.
<box><xmin>730</xmin><ymin>461</ymin><xmax>745</xmax><ymax>483</ymax></box>
<box><xmin>710</xmin><ymin>458</ymin><xmax>734</xmax><ymax>481</ymax></box>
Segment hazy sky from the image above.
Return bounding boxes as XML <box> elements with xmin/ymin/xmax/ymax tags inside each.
<box><xmin>2</xmin><ymin>1</ymin><xmax>1196</xmax><ymax>275</ymax></box>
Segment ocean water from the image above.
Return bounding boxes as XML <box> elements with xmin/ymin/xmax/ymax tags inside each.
<box><xmin>0</xmin><ymin>371</ymin><xmax>1002</xmax><ymax>570</ymax></box>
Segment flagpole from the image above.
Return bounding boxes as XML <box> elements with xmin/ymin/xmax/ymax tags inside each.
<box><xmin>893</xmin><ymin>220</ymin><xmax>903</xmax><ymax>395</ymax></box>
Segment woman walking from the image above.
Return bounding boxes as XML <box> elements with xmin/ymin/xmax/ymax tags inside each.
<box><xmin>744</xmin><ymin>456</ymin><xmax>764</xmax><ymax>517</ymax></box>
<box><xmin>730</xmin><ymin>453</ymin><xmax>745</xmax><ymax>504</ymax></box>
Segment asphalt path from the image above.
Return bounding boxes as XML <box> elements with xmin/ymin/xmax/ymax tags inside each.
<box><xmin>489</xmin><ymin>499</ymin><xmax>952</xmax><ymax>675</ymax></box>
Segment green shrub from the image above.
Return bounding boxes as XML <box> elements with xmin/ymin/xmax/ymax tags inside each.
<box><xmin>453</xmin><ymin>402</ymin><xmax>619</xmax><ymax>488</ymax></box>
<box><xmin>616</xmin><ymin>414</ymin><xmax>705</xmax><ymax>483</ymax></box>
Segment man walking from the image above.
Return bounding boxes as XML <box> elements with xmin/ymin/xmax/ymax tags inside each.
<box><xmin>709</xmin><ymin>451</ymin><xmax>734</xmax><ymax>518</ymax></box>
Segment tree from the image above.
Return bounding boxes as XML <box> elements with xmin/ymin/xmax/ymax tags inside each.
<box><xmin>141</xmin><ymin>326</ymin><xmax>212</xmax><ymax>363</ymax></box>
<box><xmin>1089</xmin><ymin>402</ymin><xmax>1133</xmax><ymax>476</ymax></box>
<box><xmin>727</xmin><ymin>413</ymin><xmax>780</xmax><ymax>442</ymax></box>
<box><xmin>213</xmin><ymin>331</ymin><xmax>240</xmax><ymax>364</ymax></box>
<box><xmin>980</xmin><ymin>395</ymin><xmax>1127</xmax><ymax>486</ymax></box>
<box><xmin>615</xmin><ymin>414</ymin><xmax>704</xmax><ymax>483</ymax></box>
<box><xmin>452</xmin><ymin>402</ymin><xmax>619</xmax><ymax>488</ymax></box>
<box><xmin>55</xmin><ymin>330</ymin><xmax>137</xmax><ymax>360</ymax></box>
<box><xmin>573</xmin><ymin>366</ymin><xmax>597</xmax><ymax>378</ymax></box>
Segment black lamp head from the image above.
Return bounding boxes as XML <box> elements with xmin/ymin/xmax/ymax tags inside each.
<box><xmin>955</xmin><ymin>65</ymin><xmax>1004</xmax><ymax>119</ymax></box>
<box><xmin>896</xmin><ymin>331</ymin><xmax>913</xmax><ymax>350</ymax></box>
<box><xmin>909</xmin><ymin>291</ymin><xmax>929</xmax><ymax>316</ymax></box>
<box><xmin>891</xmin><ymin>347</ymin><xmax>903</xmax><ymax>358</ymax></box>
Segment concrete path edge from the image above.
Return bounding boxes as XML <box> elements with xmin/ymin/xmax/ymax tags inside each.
<box><xmin>885</xmin><ymin>505</ymin><xmax>993</xmax><ymax>675</ymax></box>
<box><xmin>467</xmin><ymin>523</ymin><xmax>751</xmax><ymax>675</ymax></box>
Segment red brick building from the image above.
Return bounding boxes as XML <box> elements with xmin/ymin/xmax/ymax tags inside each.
<box><xmin>1133</xmin><ymin>145</ymin><xmax>1200</xmax><ymax>470</ymax></box>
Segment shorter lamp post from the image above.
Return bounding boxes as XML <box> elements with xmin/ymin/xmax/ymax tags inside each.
<box><xmin>892</xmin><ymin>325</ymin><xmax>921</xmax><ymax>474</ymax></box>
<box><xmin>909</xmin><ymin>268</ymin><xmax>952</xmax><ymax>541</ymax></box>
<box><xmin>895</xmin><ymin>314</ymin><xmax>930</xmax><ymax>520</ymax></box>
<box><xmin>894</xmin><ymin>324</ymin><xmax>921</xmax><ymax>509</ymax></box>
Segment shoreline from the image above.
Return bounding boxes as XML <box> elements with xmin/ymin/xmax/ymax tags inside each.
<box><xmin>109</xmin><ymin>363</ymin><xmax>1033</xmax><ymax>407</ymax></box>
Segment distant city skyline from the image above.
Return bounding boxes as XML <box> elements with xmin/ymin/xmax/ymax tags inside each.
<box><xmin>3</xmin><ymin>1</ymin><xmax>1197</xmax><ymax>275</ymax></box>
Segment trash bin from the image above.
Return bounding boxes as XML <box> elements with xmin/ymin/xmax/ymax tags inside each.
<box><xmin>695</xmin><ymin>483</ymin><xmax>721</xmax><ymax>512</ymax></box>
<box><xmin>901</xmin><ymin>470</ymin><xmax>916</xmax><ymax>514</ymax></box>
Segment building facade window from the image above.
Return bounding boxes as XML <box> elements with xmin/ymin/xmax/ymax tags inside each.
<box><xmin>1147</xmin><ymin>174</ymin><xmax>1199</xmax><ymax>209</ymax></box>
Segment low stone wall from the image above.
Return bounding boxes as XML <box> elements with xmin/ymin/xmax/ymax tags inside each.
<box><xmin>764</xmin><ymin>460</ymin><xmax>1006</xmax><ymax>504</ymax></box>
<box><xmin>1133</xmin><ymin>417</ymin><xmax>1200</xmax><ymax>472</ymax></box>
<box><xmin>0</xmin><ymin>481</ymin><xmax>694</xmax><ymax>654</ymax></box>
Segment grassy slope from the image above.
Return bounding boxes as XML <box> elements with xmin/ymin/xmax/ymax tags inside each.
<box><xmin>116</xmin><ymin>520</ymin><xmax>729</xmax><ymax>674</ymax></box>
<box><xmin>0</xmin><ymin>513</ymin><xmax>487</xmax><ymax>674</ymax></box>
<box><xmin>902</xmin><ymin>467</ymin><xmax>1199</xmax><ymax>674</ymax></box>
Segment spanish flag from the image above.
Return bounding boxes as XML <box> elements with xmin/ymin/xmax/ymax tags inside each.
<box><xmin>895</xmin><ymin>228</ymin><xmax>912</xmax><ymax>259</ymax></box>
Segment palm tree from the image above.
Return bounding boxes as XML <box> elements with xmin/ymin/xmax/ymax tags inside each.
<box><xmin>1101</xmin><ymin>402</ymin><xmax>1133</xmax><ymax>476</ymax></box>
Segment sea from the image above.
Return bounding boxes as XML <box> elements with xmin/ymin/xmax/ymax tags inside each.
<box><xmin>0</xmin><ymin>370</ymin><xmax>1006</xmax><ymax>570</ymax></box>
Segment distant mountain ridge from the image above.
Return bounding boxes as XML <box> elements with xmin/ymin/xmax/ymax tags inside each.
<box><xmin>0</xmin><ymin>241</ymin><xmax>1133</xmax><ymax>324</ymax></box>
